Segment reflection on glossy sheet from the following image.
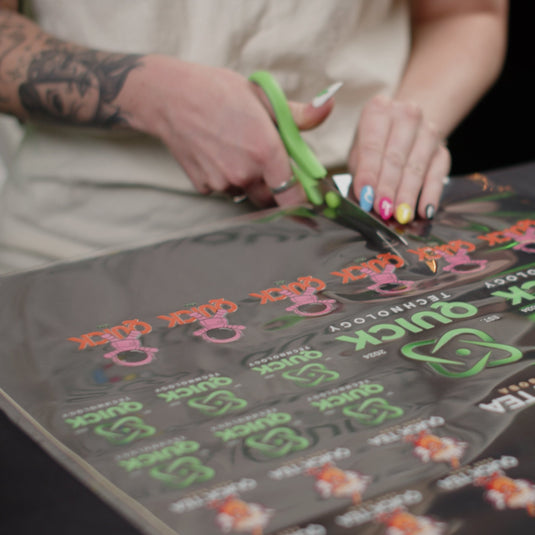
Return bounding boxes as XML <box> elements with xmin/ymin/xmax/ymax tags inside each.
<box><xmin>1</xmin><ymin>172</ymin><xmax>535</xmax><ymax>535</ymax></box>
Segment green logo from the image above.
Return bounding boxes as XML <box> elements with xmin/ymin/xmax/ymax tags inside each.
<box><xmin>282</xmin><ymin>363</ymin><xmax>340</xmax><ymax>387</ymax></box>
<box><xmin>149</xmin><ymin>456</ymin><xmax>215</xmax><ymax>488</ymax></box>
<box><xmin>245</xmin><ymin>427</ymin><xmax>309</xmax><ymax>458</ymax></box>
<box><xmin>187</xmin><ymin>390</ymin><xmax>248</xmax><ymax>416</ymax></box>
<box><xmin>401</xmin><ymin>327</ymin><xmax>523</xmax><ymax>378</ymax></box>
<box><xmin>94</xmin><ymin>416</ymin><xmax>156</xmax><ymax>445</ymax></box>
<box><xmin>342</xmin><ymin>398</ymin><xmax>404</xmax><ymax>425</ymax></box>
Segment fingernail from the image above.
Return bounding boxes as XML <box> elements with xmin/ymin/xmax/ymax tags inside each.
<box><xmin>312</xmin><ymin>81</ymin><xmax>343</xmax><ymax>108</ymax></box>
<box><xmin>395</xmin><ymin>203</ymin><xmax>412</xmax><ymax>225</ymax></box>
<box><xmin>359</xmin><ymin>185</ymin><xmax>374</xmax><ymax>212</ymax></box>
<box><xmin>378</xmin><ymin>197</ymin><xmax>393</xmax><ymax>220</ymax></box>
<box><xmin>425</xmin><ymin>203</ymin><xmax>435</xmax><ymax>219</ymax></box>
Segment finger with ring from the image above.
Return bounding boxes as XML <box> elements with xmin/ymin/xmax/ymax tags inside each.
<box><xmin>270</xmin><ymin>175</ymin><xmax>297</xmax><ymax>194</ymax></box>
<box><xmin>232</xmin><ymin>193</ymin><xmax>249</xmax><ymax>204</ymax></box>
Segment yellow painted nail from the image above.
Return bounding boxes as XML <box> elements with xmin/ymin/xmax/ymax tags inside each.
<box><xmin>395</xmin><ymin>203</ymin><xmax>412</xmax><ymax>225</ymax></box>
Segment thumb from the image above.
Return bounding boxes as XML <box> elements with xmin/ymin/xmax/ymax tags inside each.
<box><xmin>288</xmin><ymin>97</ymin><xmax>334</xmax><ymax>131</ymax></box>
<box><xmin>250</xmin><ymin>80</ymin><xmax>340</xmax><ymax>131</ymax></box>
<box><xmin>290</xmin><ymin>81</ymin><xmax>343</xmax><ymax>130</ymax></box>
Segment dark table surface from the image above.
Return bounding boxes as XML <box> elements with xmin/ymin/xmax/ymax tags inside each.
<box><xmin>1</xmin><ymin>162</ymin><xmax>534</xmax><ymax>535</ymax></box>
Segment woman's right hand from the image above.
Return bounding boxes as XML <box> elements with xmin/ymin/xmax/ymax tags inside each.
<box><xmin>122</xmin><ymin>55</ymin><xmax>333</xmax><ymax>207</ymax></box>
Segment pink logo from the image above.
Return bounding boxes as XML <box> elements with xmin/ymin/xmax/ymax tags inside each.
<box><xmin>361</xmin><ymin>264</ymin><xmax>414</xmax><ymax>294</ymax></box>
<box><xmin>504</xmin><ymin>228</ymin><xmax>535</xmax><ymax>253</ymax></box>
<box><xmin>280</xmin><ymin>287</ymin><xmax>337</xmax><ymax>317</ymax></box>
<box><xmin>189</xmin><ymin>309</ymin><xmax>246</xmax><ymax>344</ymax></box>
<box><xmin>435</xmin><ymin>247</ymin><xmax>486</xmax><ymax>274</ymax></box>
<box><xmin>100</xmin><ymin>330</ymin><xmax>158</xmax><ymax>367</ymax></box>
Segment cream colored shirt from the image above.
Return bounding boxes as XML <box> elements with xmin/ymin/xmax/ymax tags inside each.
<box><xmin>0</xmin><ymin>0</ymin><xmax>410</xmax><ymax>273</ymax></box>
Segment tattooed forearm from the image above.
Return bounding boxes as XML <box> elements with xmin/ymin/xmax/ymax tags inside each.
<box><xmin>0</xmin><ymin>8</ymin><xmax>143</xmax><ymax>127</ymax></box>
<box><xmin>0</xmin><ymin>12</ymin><xmax>26</xmax><ymax>83</ymax></box>
<box><xmin>19</xmin><ymin>49</ymin><xmax>142</xmax><ymax>126</ymax></box>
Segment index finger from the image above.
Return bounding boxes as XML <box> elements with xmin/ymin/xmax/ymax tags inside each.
<box><xmin>349</xmin><ymin>95</ymin><xmax>392</xmax><ymax>200</ymax></box>
<box><xmin>249</xmin><ymin>81</ymin><xmax>308</xmax><ymax>206</ymax></box>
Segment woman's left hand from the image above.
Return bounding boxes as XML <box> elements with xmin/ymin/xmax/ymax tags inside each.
<box><xmin>348</xmin><ymin>94</ymin><xmax>450</xmax><ymax>224</ymax></box>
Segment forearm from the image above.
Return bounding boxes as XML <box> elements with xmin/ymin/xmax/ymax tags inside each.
<box><xmin>0</xmin><ymin>8</ymin><xmax>143</xmax><ymax>127</ymax></box>
<box><xmin>395</xmin><ymin>1</ymin><xmax>508</xmax><ymax>138</ymax></box>
<box><xmin>0</xmin><ymin>6</ymin><xmax>331</xmax><ymax>209</ymax></box>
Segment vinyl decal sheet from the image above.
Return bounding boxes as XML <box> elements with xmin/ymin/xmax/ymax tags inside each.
<box><xmin>1</xmin><ymin>170</ymin><xmax>535</xmax><ymax>535</ymax></box>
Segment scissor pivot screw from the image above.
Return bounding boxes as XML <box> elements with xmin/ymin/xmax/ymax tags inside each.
<box><xmin>325</xmin><ymin>191</ymin><xmax>342</xmax><ymax>209</ymax></box>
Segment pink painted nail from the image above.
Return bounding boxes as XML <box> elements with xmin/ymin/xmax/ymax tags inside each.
<box><xmin>378</xmin><ymin>197</ymin><xmax>393</xmax><ymax>220</ymax></box>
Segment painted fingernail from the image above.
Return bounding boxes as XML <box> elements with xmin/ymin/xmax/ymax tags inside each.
<box><xmin>312</xmin><ymin>81</ymin><xmax>343</xmax><ymax>108</ymax></box>
<box><xmin>378</xmin><ymin>197</ymin><xmax>393</xmax><ymax>220</ymax></box>
<box><xmin>425</xmin><ymin>203</ymin><xmax>435</xmax><ymax>220</ymax></box>
<box><xmin>359</xmin><ymin>185</ymin><xmax>374</xmax><ymax>212</ymax></box>
<box><xmin>395</xmin><ymin>203</ymin><xmax>412</xmax><ymax>225</ymax></box>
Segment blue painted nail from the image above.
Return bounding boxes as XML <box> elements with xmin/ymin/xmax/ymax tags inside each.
<box><xmin>360</xmin><ymin>185</ymin><xmax>374</xmax><ymax>212</ymax></box>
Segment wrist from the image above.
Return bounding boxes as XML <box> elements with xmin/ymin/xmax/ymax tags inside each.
<box><xmin>118</xmin><ymin>54</ymin><xmax>192</xmax><ymax>139</ymax></box>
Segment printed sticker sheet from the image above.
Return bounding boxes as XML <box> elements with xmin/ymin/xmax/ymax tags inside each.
<box><xmin>1</xmin><ymin>170</ymin><xmax>535</xmax><ymax>535</ymax></box>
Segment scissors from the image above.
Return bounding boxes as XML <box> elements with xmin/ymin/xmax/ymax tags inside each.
<box><xmin>249</xmin><ymin>70</ymin><xmax>408</xmax><ymax>249</ymax></box>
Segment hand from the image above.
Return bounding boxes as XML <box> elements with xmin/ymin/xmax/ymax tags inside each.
<box><xmin>126</xmin><ymin>56</ymin><xmax>333</xmax><ymax>208</ymax></box>
<box><xmin>348</xmin><ymin>95</ymin><xmax>450</xmax><ymax>223</ymax></box>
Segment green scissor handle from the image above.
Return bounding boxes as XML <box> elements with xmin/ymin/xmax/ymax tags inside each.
<box><xmin>249</xmin><ymin>70</ymin><xmax>327</xmax><ymax>206</ymax></box>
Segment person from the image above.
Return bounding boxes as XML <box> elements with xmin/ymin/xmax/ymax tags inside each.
<box><xmin>0</xmin><ymin>0</ymin><xmax>508</xmax><ymax>274</ymax></box>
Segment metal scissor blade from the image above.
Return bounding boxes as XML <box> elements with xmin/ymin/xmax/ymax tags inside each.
<box><xmin>317</xmin><ymin>176</ymin><xmax>408</xmax><ymax>248</ymax></box>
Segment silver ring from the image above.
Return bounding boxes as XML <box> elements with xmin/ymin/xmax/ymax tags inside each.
<box><xmin>232</xmin><ymin>193</ymin><xmax>249</xmax><ymax>204</ymax></box>
<box><xmin>270</xmin><ymin>175</ymin><xmax>297</xmax><ymax>194</ymax></box>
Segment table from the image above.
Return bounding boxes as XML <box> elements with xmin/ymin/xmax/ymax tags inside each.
<box><xmin>1</xmin><ymin>162</ymin><xmax>535</xmax><ymax>535</ymax></box>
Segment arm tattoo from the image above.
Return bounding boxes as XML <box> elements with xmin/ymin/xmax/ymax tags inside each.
<box><xmin>18</xmin><ymin>49</ymin><xmax>142</xmax><ymax>127</ymax></box>
<box><xmin>0</xmin><ymin>14</ymin><xmax>26</xmax><ymax>87</ymax></box>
